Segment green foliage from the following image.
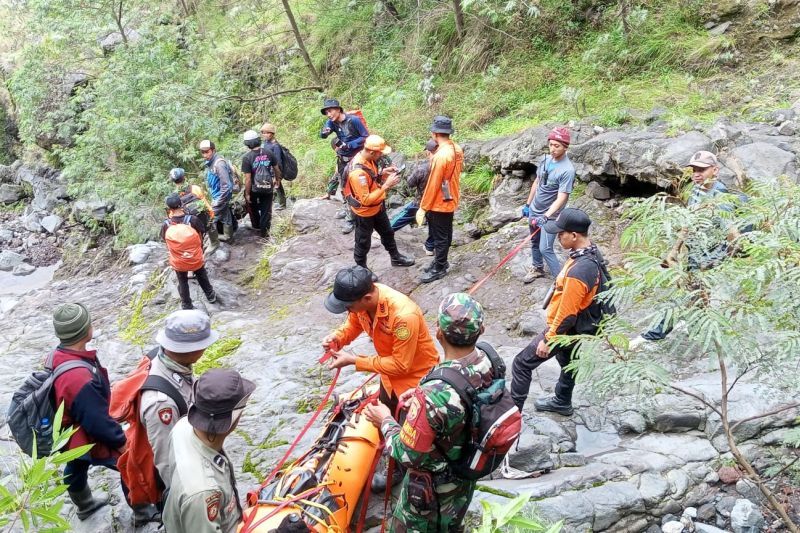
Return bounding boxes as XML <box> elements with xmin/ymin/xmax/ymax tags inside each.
<box><xmin>0</xmin><ymin>404</ymin><xmax>93</xmax><ymax>532</ymax></box>
<box><xmin>194</xmin><ymin>337</ymin><xmax>243</xmax><ymax>374</ymax></box>
<box><xmin>462</xmin><ymin>160</ymin><xmax>497</xmax><ymax>195</ymax></box>
<box><xmin>476</xmin><ymin>492</ymin><xmax>563</xmax><ymax>533</ymax></box>
<box><xmin>118</xmin><ymin>268</ymin><xmax>168</xmax><ymax>346</ymax></box>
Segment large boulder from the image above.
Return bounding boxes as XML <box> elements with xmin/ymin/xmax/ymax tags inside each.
<box><xmin>0</xmin><ymin>251</ymin><xmax>25</xmax><ymax>271</ymax></box>
<box><xmin>73</xmin><ymin>197</ymin><xmax>113</xmax><ymax>223</ymax></box>
<box><xmin>727</xmin><ymin>142</ymin><xmax>797</xmax><ymax>183</ymax></box>
<box><xmin>0</xmin><ymin>183</ymin><xmax>24</xmax><ymax>204</ymax></box>
<box><xmin>40</xmin><ymin>214</ymin><xmax>64</xmax><ymax>234</ymax></box>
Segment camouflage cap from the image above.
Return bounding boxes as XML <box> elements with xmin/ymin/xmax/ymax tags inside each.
<box><xmin>438</xmin><ymin>293</ymin><xmax>484</xmax><ymax>345</ymax></box>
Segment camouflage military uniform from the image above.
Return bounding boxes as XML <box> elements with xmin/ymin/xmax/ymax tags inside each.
<box><xmin>379</xmin><ymin>293</ymin><xmax>491</xmax><ymax>532</ymax></box>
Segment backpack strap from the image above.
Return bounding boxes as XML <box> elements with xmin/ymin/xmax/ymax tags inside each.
<box><xmin>183</xmin><ymin>214</ymin><xmax>192</xmax><ymax>225</ymax></box>
<box><xmin>141</xmin><ymin>375</ymin><xmax>188</xmax><ymax>417</ymax></box>
<box><xmin>421</xmin><ymin>367</ymin><xmax>477</xmax><ymax>421</ymax></box>
<box><xmin>52</xmin><ymin>360</ymin><xmax>96</xmax><ymax>380</ymax></box>
<box><xmin>475</xmin><ymin>341</ymin><xmax>506</xmax><ymax>380</ymax></box>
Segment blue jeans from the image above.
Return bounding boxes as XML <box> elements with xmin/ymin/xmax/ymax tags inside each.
<box><xmin>391</xmin><ymin>202</ymin><xmax>434</xmax><ymax>251</ymax></box>
<box><xmin>64</xmin><ymin>454</ymin><xmax>118</xmax><ymax>492</ymax></box>
<box><xmin>530</xmin><ymin>224</ymin><xmax>561</xmax><ymax>276</ymax></box>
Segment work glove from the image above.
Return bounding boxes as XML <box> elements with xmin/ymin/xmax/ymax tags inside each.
<box><xmin>415</xmin><ymin>208</ymin><xmax>427</xmax><ymax>227</ymax></box>
<box><xmin>532</xmin><ymin>215</ymin><xmax>548</xmax><ymax>228</ymax></box>
<box><xmin>521</xmin><ymin>204</ymin><xmax>531</xmax><ymax>218</ymax></box>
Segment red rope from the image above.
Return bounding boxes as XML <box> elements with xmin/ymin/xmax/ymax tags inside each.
<box><xmin>468</xmin><ymin>226</ymin><xmax>540</xmax><ymax>295</ymax></box>
<box><xmin>240</xmin><ymin>485</ymin><xmax>326</xmax><ymax>533</ymax></box>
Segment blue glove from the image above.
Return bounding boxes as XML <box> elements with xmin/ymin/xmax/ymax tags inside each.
<box><xmin>533</xmin><ymin>215</ymin><xmax>548</xmax><ymax>227</ymax></box>
<box><xmin>521</xmin><ymin>204</ymin><xmax>530</xmax><ymax>218</ymax></box>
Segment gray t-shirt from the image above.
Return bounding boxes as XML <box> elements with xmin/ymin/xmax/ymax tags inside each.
<box><xmin>532</xmin><ymin>154</ymin><xmax>576</xmax><ymax>215</ymax></box>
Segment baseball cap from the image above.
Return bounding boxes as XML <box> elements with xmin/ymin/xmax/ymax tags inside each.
<box><xmin>438</xmin><ymin>293</ymin><xmax>484</xmax><ymax>346</ymax></box>
<box><xmin>324</xmin><ymin>266</ymin><xmax>376</xmax><ymax>314</ymax></box>
<box><xmin>687</xmin><ymin>150</ymin><xmax>718</xmax><ymax>168</ymax></box>
<box><xmin>156</xmin><ymin>309</ymin><xmax>219</xmax><ymax>352</ymax></box>
<box><xmin>543</xmin><ymin>208</ymin><xmax>592</xmax><ymax>234</ymax></box>
<box><xmin>188</xmin><ymin>368</ymin><xmax>256</xmax><ymax>434</ymax></box>
<box><xmin>430</xmin><ymin>115</ymin><xmax>454</xmax><ymax>135</ymax></box>
<box><xmin>364</xmin><ymin>135</ymin><xmax>391</xmax><ymax>155</ymax></box>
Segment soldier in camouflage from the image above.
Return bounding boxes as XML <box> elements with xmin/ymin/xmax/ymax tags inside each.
<box><xmin>364</xmin><ymin>292</ymin><xmax>494</xmax><ymax>532</ymax></box>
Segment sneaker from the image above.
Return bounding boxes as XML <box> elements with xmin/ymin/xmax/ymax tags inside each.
<box><xmin>533</xmin><ymin>396</ymin><xmax>573</xmax><ymax>416</ymax></box>
<box><xmin>523</xmin><ymin>266</ymin><xmax>546</xmax><ymax>284</ymax></box>
<box><xmin>424</xmin><ymin>246</ymin><xmax>434</xmax><ymax>256</ymax></box>
<box><xmin>206</xmin><ymin>292</ymin><xmax>218</xmax><ymax>304</ymax></box>
<box><xmin>341</xmin><ymin>222</ymin><xmax>354</xmax><ymax>234</ymax></box>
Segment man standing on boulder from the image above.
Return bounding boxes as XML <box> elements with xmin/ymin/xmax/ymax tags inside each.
<box><xmin>416</xmin><ymin>116</ymin><xmax>463</xmax><ymax>283</ymax></box>
<box><xmin>511</xmin><ymin>208</ymin><xmax>608</xmax><ymax>416</ymax></box>
<box><xmin>521</xmin><ymin>127</ymin><xmax>576</xmax><ymax>283</ymax></box>
<box><xmin>344</xmin><ymin>134</ymin><xmax>415</xmax><ymax>268</ymax></box>
<box><xmin>320</xmin><ymin>98</ymin><xmax>369</xmax><ymax>234</ymax></box>
<box><xmin>199</xmin><ymin>139</ymin><xmax>236</xmax><ymax>244</ymax></box>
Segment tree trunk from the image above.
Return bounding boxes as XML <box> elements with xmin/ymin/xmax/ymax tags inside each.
<box><xmin>113</xmin><ymin>0</ymin><xmax>127</xmax><ymax>45</ymax></box>
<box><xmin>452</xmin><ymin>0</ymin><xmax>465</xmax><ymax>39</ymax></box>
<box><xmin>280</xmin><ymin>0</ymin><xmax>321</xmax><ymax>85</ymax></box>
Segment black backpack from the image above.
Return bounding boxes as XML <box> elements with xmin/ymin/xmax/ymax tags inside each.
<box><xmin>420</xmin><ymin>342</ymin><xmax>522</xmax><ymax>481</ymax></box>
<box><xmin>251</xmin><ymin>148</ymin><xmax>276</xmax><ymax>193</ymax></box>
<box><xmin>7</xmin><ymin>353</ymin><xmax>96</xmax><ymax>457</ymax></box>
<box><xmin>575</xmin><ymin>252</ymin><xmax>616</xmax><ymax>335</ymax></box>
<box><xmin>279</xmin><ymin>145</ymin><xmax>298</xmax><ymax>181</ymax></box>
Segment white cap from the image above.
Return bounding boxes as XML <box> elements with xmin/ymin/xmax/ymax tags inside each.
<box><xmin>243</xmin><ymin>130</ymin><xmax>259</xmax><ymax>142</ymax></box>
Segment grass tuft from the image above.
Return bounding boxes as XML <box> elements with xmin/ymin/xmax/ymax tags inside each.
<box><xmin>194</xmin><ymin>337</ymin><xmax>243</xmax><ymax>374</ymax></box>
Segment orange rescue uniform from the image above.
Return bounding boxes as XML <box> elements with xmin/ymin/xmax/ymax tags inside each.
<box><xmin>332</xmin><ymin>283</ymin><xmax>439</xmax><ymax>396</ymax></box>
<box><xmin>419</xmin><ymin>138</ymin><xmax>463</xmax><ymax>213</ymax></box>
<box><xmin>544</xmin><ymin>254</ymin><xmax>600</xmax><ymax>341</ymax></box>
<box><xmin>345</xmin><ymin>152</ymin><xmax>385</xmax><ymax>217</ymax></box>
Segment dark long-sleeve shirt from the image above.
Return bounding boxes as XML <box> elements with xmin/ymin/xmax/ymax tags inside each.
<box><xmin>320</xmin><ymin>114</ymin><xmax>368</xmax><ymax>158</ymax></box>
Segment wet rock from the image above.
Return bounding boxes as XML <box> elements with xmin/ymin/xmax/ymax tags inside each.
<box><xmin>0</xmin><ymin>250</ymin><xmax>24</xmax><ymax>271</ymax></box>
<box><xmin>12</xmin><ymin>263</ymin><xmax>36</xmax><ymax>276</ymax></box>
<box><xmin>718</xmin><ymin>465</ymin><xmax>741</xmax><ymax>484</ymax></box>
<box><xmin>730</xmin><ymin>499</ymin><xmax>763</xmax><ymax>533</ymax></box>
<box><xmin>586</xmin><ymin>181</ymin><xmax>612</xmax><ymax>200</ymax></box>
<box><xmin>40</xmin><ymin>214</ymin><xmax>64</xmax><ymax>234</ymax></box>
<box><xmin>0</xmin><ymin>183</ymin><xmax>23</xmax><ymax>203</ymax></box>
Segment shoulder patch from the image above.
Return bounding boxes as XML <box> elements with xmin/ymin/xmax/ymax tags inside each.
<box><xmin>394</xmin><ymin>325</ymin><xmax>411</xmax><ymax>341</ymax></box>
<box><xmin>158</xmin><ymin>407</ymin><xmax>174</xmax><ymax>425</ymax></box>
<box><xmin>399</xmin><ymin>389</ymin><xmax>435</xmax><ymax>452</ymax></box>
<box><xmin>205</xmin><ymin>492</ymin><xmax>221</xmax><ymax>522</ymax></box>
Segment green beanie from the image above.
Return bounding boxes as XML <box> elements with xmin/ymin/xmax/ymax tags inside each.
<box><xmin>53</xmin><ymin>303</ymin><xmax>92</xmax><ymax>345</ymax></box>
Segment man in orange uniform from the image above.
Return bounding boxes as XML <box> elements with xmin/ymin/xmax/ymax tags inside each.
<box><xmin>416</xmin><ymin>116</ymin><xmax>463</xmax><ymax>283</ymax></box>
<box><xmin>344</xmin><ymin>134</ymin><xmax>415</xmax><ymax>268</ymax></box>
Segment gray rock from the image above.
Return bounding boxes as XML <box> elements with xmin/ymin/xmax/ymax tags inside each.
<box><xmin>662</xmin><ymin>514</ymin><xmax>679</xmax><ymax>525</ymax></box>
<box><xmin>99</xmin><ymin>28</ymin><xmax>141</xmax><ymax>53</ymax></box>
<box><xmin>646</xmin><ymin>525</ymin><xmax>662</xmax><ymax>533</ymax></box>
<box><xmin>22</xmin><ymin>212</ymin><xmax>43</xmax><ymax>233</ymax></box>
<box><xmin>40</xmin><ymin>214</ymin><xmax>64</xmax><ymax>234</ymax></box>
<box><xmin>290</xmin><ymin>198</ymin><xmax>339</xmax><ymax>234</ymax></box>
<box><xmin>583</xmin><ymin>481</ymin><xmax>645</xmax><ymax>530</ymax></box>
<box><xmin>666</xmin><ymin>468</ymin><xmax>690</xmax><ymax>498</ymax></box>
<box><xmin>627</xmin><ymin>433</ymin><xmax>718</xmax><ymax>463</ymax></box>
<box><xmin>518</xmin><ymin>310</ymin><xmax>547</xmax><ymax>336</ymax></box>
<box><xmin>730</xmin><ymin>499</ymin><xmax>764</xmax><ymax>533</ymax></box>
<box><xmin>695</xmin><ymin>524</ymin><xmax>728</xmax><ymax>533</ymax></box>
<box><xmin>778</xmin><ymin>121</ymin><xmax>797</xmax><ymax>136</ymax></box>
<box><xmin>507</xmin><ymin>433</ymin><xmax>553</xmax><ymax>472</ymax></box>
<box><xmin>708</xmin><ymin>21</ymin><xmax>732</xmax><ymax>35</ymax></box>
<box><xmin>618</xmin><ymin>410</ymin><xmax>647</xmax><ymax>434</ymax></box>
<box><xmin>0</xmin><ymin>183</ymin><xmax>23</xmax><ymax>203</ymax></box>
<box><xmin>127</xmin><ymin>244</ymin><xmax>151</xmax><ymax>265</ymax></box>
<box><xmin>0</xmin><ymin>229</ymin><xmax>13</xmax><ymax>243</ymax></box>
<box><xmin>728</xmin><ymin>142</ymin><xmax>796</xmax><ymax>183</ymax></box>
<box><xmin>662</xmin><ymin>522</ymin><xmax>684</xmax><ymax>533</ymax></box>
<box><xmin>210</xmin><ymin>246</ymin><xmax>231</xmax><ymax>263</ymax></box>
<box><xmin>12</xmin><ymin>263</ymin><xmax>36</xmax><ymax>276</ymax></box>
<box><xmin>586</xmin><ymin>181</ymin><xmax>612</xmax><ymax>200</ymax></box>
<box><xmin>0</xmin><ymin>250</ymin><xmax>25</xmax><ymax>271</ymax></box>
<box><xmin>534</xmin><ymin>491</ymin><xmax>595</xmax><ymax>527</ymax></box>
<box><xmin>386</xmin><ymin>194</ymin><xmax>404</xmax><ymax>208</ymax></box>
<box><xmin>487</xmin><ymin>177</ymin><xmax>527</xmax><ymax>229</ymax></box>
<box><xmin>771</xmin><ymin>108</ymin><xmax>795</xmax><ymax>126</ymax></box>
<box><xmin>735</xmin><ymin>479</ymin><xmax>763</xmax><ymax>502</ymax></box>
<box><xmin>716</xmin><ymin>495</ymin><xmax>737</xmax><ymax>517</ymax></box>
<box><xmin>73</xmin><ymin>198</ymin><xmax>113</xmax><ymax>222</ymax></box>
<box><xmin>463</xmin><ymin>223</ymin><xmax>482</xmax><ymax>238</ymax></box>
<box><xmin>637</xmin><ymin>472</ymin><xmax>670</xmax><ymax>507</ymax></box>
<box><xmin>697</xmin><ymin>502</ymin><xmax>716</xmax><ymax>522</ymax></box>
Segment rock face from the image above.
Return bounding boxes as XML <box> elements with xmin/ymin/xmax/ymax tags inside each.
<box><xmin>0</xmin><ymin>250</ymin><xmax>24</xmax><ymax>271</ymax></box>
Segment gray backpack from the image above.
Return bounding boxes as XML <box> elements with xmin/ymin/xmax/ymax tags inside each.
<box><xmin>7</xmin><ymin>353</ymin><xmax>95</xmax><ymax>457</ymax></box>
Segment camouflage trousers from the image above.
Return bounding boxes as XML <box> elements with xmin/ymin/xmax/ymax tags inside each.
<box><xmin>390</xmin><ymin>470</ymin><xmax>475</xmax><ymax>532</ymax></box>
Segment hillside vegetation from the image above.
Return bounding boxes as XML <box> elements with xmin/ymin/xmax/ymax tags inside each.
<box><xmin>0</xmin><ymin>0</ymin><xmax>799</xmax><ymax>243</ymax></box>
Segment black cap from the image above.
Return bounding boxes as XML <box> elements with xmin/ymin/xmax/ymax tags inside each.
<box><xmin>430</xmin><ymin>115</ymin><xmax>453</xmax><ymax>134</ymax></box>
<box><xmin>320</xmin><ymin>98</ymin><xmax>343</xmax><ymax>115</ymax></box>
<box><xmin>544</xmin><ymin>208</ymin><xmax>592</xmax><ymax>234</ymax></box>
<box><xmin>166</xmin><ymin>193</ymin><xmax>182</xmax><ymax>210</ymax></box>
<box><xmin>324</xmin><ymin>266</ymin><xmax>376</xmax><ymax>314</ymax></box>
<box><xmin>188</xmin><ymin>369</ymin><xmax>256</xmax><ymax>434</ymax></box>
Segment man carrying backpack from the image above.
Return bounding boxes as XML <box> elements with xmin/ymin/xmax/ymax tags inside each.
<box><xmin>364</xmin><ymin>293</ymin><xmax>515</xmax><ymax>532</ymax></box>
<box><xmin>511</xmin><ymin>208</ymin><xmax>609</xmax><ymax>416</ymax></box>
<box><xmin>50</xmin><ymin>303</ymin><xmax>126</xmax><ymax>519</ymax></box>
<box><xmin>242</xmin><ymin>129</ymin><xmax>282</xmax><ymax>238</ymax></box>
<box><xmin>260</xmin><ymin>123</ymin><xmax>287</xmax><ymax>211</ymax></box>
<box><xmin>199</xmin><ymin>139</ymin><xmax>236</xmax><ymax>244</ymax></box>
<box><xmin>170</xmin><ymin>167</ymin><xmax>220</xmax><ymax>255</ymax></box>
<box><xmin>161</xmin><ymin>194</ymin><xmax>217</xmax><ymax>310</ymax></box>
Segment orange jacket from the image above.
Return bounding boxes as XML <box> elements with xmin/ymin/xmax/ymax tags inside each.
<box><xmin>345</xmin><ymin>152</ymin><xmax>385</xmax><ymax>217</ymax></box>
<box><xmin>420</xmin><ymin>139</ymin><xmax>463</xmax><ymax>213</ymax></box>
<box><xmin>333</xmin><ymin>283</ymin><xmax>440</xmax><ymax>397</ymax></box>
<box><xmin>545</xmin><ymin>253</ymin><xmax>601</xmax><ymax>341</ymax></box>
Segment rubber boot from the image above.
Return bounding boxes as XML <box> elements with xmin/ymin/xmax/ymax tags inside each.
<box><xmin>68</xmin><ymin>486</ymin><xmax>109</xmax><ymax>520</ymax></box>
<box><xmin>206</xmin><ymin>226</ymin><xmax>220</xmax><ymax>256</ymax></box>
<box><xmin>131</xmin><ymin>504</ymin><xmax>161</xmax><ymax>526</ymax></box>
<box><xmin>220</xmin><ymin>223</ymin><xmax>235</xmax><ymax>243</ymax></box>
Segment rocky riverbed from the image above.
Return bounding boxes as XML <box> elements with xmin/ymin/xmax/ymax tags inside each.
<box><xmin>1</xmin><ymin>115</ymin><xmax>798</xmax><ymax>532</ymax></box>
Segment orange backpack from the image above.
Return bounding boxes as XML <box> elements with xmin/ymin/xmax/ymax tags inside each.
<box><xmin>164</xmin><ymin>216</ymin><xmax>204</xmax><ymax>272</ymax></box>
<box><xmin>347</xmin><ymin>109</ymin><xmax>369</xmax><ymax>133</ymax></box>
<box><xmin>110</xmin><ymin>349</ymin><xmax>188</xmax><ymax>506</ymax></box>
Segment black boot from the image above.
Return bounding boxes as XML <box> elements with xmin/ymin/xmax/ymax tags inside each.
<box><xmin>131</xmin><ymin>504</ymin><xmax>162</xmax><ymax>526</ymax></box>
<box><xmin>533</xmin><ymin>396</ymin><xmax>574</xmax><ymax>416</ymax></box>
<box><xmin>423</xmin><ymin>260</ymin><xmax>448</xmax><ymax>273</ymax></box>
<box><xmin>68</xmin><ymin>486</ymin><xmax>109</xmax><ymax>520</ymax></box>
<box><xmin>421</xmin><ymin>265</ymin><xmax>448</xmax><ymax>283</ymax></box>
<box><xmin>390</xmin><ymin>253</ymin><xmax>415</xmax><ymax>267</ymax></box>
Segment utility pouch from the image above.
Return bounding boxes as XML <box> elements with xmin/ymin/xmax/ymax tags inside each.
<box><xmin>406</xmin><ymin>470</ymin><xmax>436</xmax><ymax>513</ymax></box>
<box><xmin>542</xmin><ymin>284</ymin><xmax>555</xmax><ymax>310</ymax></box>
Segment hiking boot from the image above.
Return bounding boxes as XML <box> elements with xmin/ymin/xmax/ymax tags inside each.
<box><xmin>132</xmin><ymin>504</ymin><xmax>161</xmax><ymax>526</ymax></box>
<box><xmin>533</xmin><ymin>396</ymin><xmax>574</xmax><ymax>416</ymax></box>
<box><xmin>371</xmin><ymin>467</ymin><xmax>403</xmax><ymax>493</ymax></box>
<box><xmin>335</xmin><ymin>210</ymin><xmax>346</xmax><ymax>219</ymax></box>
<box><xmin>523</xmin><ymin>266</ymin><xmax>546</xmax><ymax>284</ymax></box>
<box><xmin>69</xmin><ymin>486</ymin><xmax>109</xmax><ymax>520</ymax></box>
<box><xmin>424</xmin><ymin>245</ymin><xmax>434</xmax><ymax>256</ymax></box>
<box><xmin>341</xmin><ymin>221</ymin><xmax>355</xmax><ymax>234</ymax></box>
<box><xmin>423</xmin><ymin>261</ymin><xmax>448</xmax><ymax>273</ymax></box>
<box><xmin>390</xmin><ymin>254</ymin><xmax>415</xmax><ymax>267</ymax></box>
<box><xmin>421</xmin><ymin>266</ymin><xmax>448</xmax><ymax>283</ymax></box>
<box><xmin>220</xmin><ymin>224</ymin><xmax>235</xmax><ymax>243</ymax></box>
<box><xmin>206</xmin><ymin>291</ymin><xmax>217</xmax><ymax>304</ymax></box>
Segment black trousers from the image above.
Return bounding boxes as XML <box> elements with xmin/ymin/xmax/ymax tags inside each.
<box><xmin>175</xmin><ymin>266</ymin><xmax>215</xmax><ymax>310</ymax></box>
<box><xmin>353</xmin><ymin>205</ymin><xmax>399</xmax><ymax>267</ymax></box>
<box><xmin>427</xmin><ymin>211</ymin><xmax>454</xmax><ymax>270</ymax></box>
<box><xmin>251</xmin><ymin>191</ymin><xmax>274</xmax><ymax>237</ymax></box>
<box><xmin>510</xmin><ymin>331</ymin><xmax>577</xmax><ymax>412</ymax></box>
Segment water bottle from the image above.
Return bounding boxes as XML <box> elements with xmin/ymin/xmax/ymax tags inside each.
<box><xmin>441</xmin><ymin>179</ymin><xmax>453</xmax><ymax>201</ymax></box>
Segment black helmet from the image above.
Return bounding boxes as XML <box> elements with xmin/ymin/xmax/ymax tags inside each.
<box><xmin>320</xmin><ymin>98</ymin><xmax>343</xmax><ymax>115</ymax></box>
<box><xmin>169</xmin><ymin>168</ymin><xmax>186</xmax><ymax>183</ymax></box>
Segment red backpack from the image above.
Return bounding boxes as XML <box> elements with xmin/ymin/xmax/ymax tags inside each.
<box><xmin>347</xmin><ymin>109</ymin><xmax>369</xmax><ymax>132</ymax></box>
<box><xmin>110</xmin><ymin>349</ymin><xmax>188</xmax><ymax>505</ymax></box>
<box><xmin>164</xmin><ymin>216</ymin><xmax>204</xmax><ymax>272</ymax></box>
<box><xmin>420</xmin><ymin>341</ymin><xmax>522</xmax><ymax>480</ymax></box>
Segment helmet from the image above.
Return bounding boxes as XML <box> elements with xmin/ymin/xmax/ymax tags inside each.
<box><xmin>243</xmin><ymin>130</ymin><xmax>261</xmax><ymax>149</ymax></box>
<box><xmin>169</xmin><ymin>167</ymin><xmax>186</xmax><ymax>183</ymax></box>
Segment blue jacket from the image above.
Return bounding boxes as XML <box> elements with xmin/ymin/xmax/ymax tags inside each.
<box><xmin>204</xmin><ymin>154</ymin><xmax>233</xmax><ymax>209</ymax></box>
<box><xmin>320</xmin><ymin>114</ymin><xmax>368</xmax><ymax>158</ymax></box>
